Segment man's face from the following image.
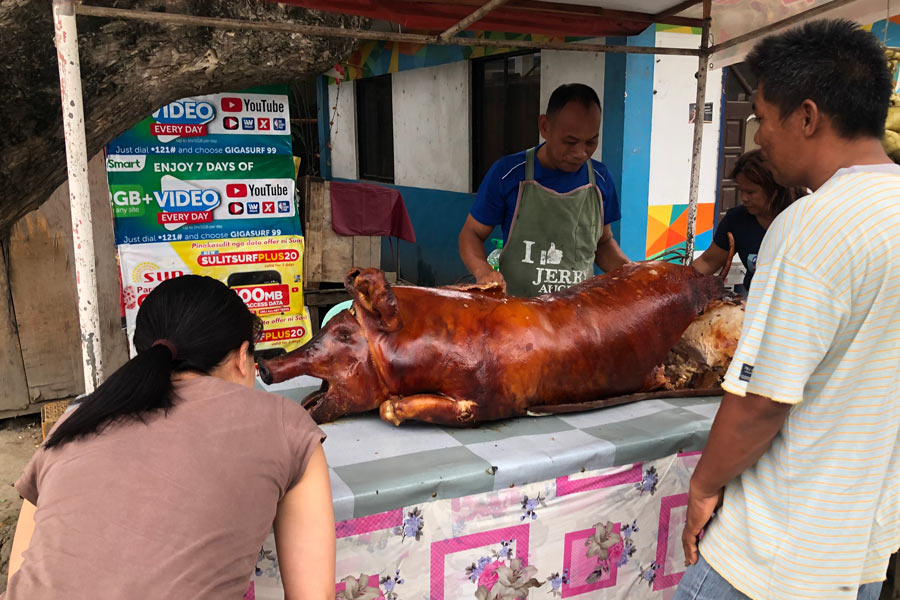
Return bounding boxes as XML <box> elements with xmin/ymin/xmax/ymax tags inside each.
<box><xmin>752</xmin><ymin>85</ymin><xmax>805</xmax><ymax>187</ymax></box>
<box><xmin>539</xmin><ymin>101</ymin><xmax>602</xmax><ymax>172</ymax></box>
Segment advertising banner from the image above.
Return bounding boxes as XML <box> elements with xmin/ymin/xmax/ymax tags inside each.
<box><xmin>106</xmin><ymin>85</ymin><xmax>292</xmax><ymax>156</ymax></box>
<box><xmin>107</xmin><ymin>85</ymin><xmax>314</xmax><ymax>360</ymax></box>
<box><xmin>106</xmin><ymin>153</ymin><xmax>300</xmax><ymax>245</ymax></box>
<box><xmin>118</xmin><ymin>235</ymin><xmax>312</xmax><ymax>356</ymax></box>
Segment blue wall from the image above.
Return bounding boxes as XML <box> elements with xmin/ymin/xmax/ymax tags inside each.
<box><xmin>601</xmin><ymin>28</ymin><xmax>655</xmax><ymax>261</ymax></box>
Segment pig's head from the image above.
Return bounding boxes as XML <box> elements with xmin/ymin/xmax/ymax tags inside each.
<box><xmin>257</xmin><ymin>268</ymin><xmax>403</xmax><ymax>423</ymax></box>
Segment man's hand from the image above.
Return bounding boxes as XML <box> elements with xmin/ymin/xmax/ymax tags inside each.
<box><xmin>594</xmin><ymin>224</ymin><xmax>630</xmax><ymax>273</ymax></box>
<box><xmin>682</xmin><ymin>480</ymin><xmax>724</xmax><ymax>566</ymax></box>
<box><xmin>475</xmin><ymin>268</ymin><xmax>506</xmax><ymax>293</ymax></box>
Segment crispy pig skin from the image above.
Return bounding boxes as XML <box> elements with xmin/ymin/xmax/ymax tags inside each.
<box><xmin>259</xmin><ymin>261</ymin><xmax>727</xmax><ymax>426</ymax></box>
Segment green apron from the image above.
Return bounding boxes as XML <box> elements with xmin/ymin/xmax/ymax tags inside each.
<box><xmin>499</xmin><ymin>147</ymin><xmax>605</xmax><ymax>297</ymax></box>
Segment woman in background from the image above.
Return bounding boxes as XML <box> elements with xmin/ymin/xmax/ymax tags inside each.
<box><xmin>693</xmin><ymin>149</ymin><xmax>805</xmax><ymax>292</ymax></box>
<box><xmin>4</xmin><ymin>275</ymin><xmax>335</xmax><ymax>600</ymax></box>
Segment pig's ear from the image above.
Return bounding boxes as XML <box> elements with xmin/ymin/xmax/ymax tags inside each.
<box><xmin>345</xmin><ymin>268</ymin><xmax>403</xmax><ymax>333</ymax></box>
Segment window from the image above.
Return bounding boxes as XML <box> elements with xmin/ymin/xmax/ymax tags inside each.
<box><xmin>356</xmin><ymin>74</ymin><xmax>394</xmax><ymax>183</ymax></box>
<box><xmin>472</xmin><ymin>51</ymin><xmax>541</xmax><ymax>191</ymax></box>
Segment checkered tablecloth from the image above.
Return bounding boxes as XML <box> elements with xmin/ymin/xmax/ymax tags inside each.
<box><xmin>262</xmin><ymin>379</ymin><xmax>720</xmax><ymax>522</ymax></box>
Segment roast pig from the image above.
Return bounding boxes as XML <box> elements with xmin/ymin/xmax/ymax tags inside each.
<box><xmin>257</xmin><ymin>261</ymin><xmax>730</xmax><ymax>426</ymax></box>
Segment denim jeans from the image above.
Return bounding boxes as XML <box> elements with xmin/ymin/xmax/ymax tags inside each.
<box><xmin>673</xmin><ymin>553</ymin><xmax>884</xmax><ymax>600</ymax></box>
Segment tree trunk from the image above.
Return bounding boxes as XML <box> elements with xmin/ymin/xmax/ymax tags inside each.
<box><xmin>0</xmin><ymin>0</ymin><xmax>366</xmax><ymax>232</ymax></box>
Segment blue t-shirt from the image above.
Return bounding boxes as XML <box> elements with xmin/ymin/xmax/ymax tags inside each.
<box><xmin>470</xmin><ymin>147</ymin><xmax>621</xmax><ymax>244</ymax></box>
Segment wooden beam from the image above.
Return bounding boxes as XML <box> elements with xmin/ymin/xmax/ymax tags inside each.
<box><xmin>653</xmin><ymin>0</ymin><xmax>703</xmax><ymax>22</ymax></box>
<box><xmin>76</xmin><ymin>5</ymin><xmax>702</xmax><ymax>56</ymax></box>
<box><xmin>438</xmin><ymin>0</ymin><xmax>511</xmax><ymax>41</ymax></box>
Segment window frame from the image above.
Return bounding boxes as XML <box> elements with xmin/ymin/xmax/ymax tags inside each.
<box><xmin>355</xmin><ymin>74</ymin><xmax>395</xmax><ymax>184</ymax></box>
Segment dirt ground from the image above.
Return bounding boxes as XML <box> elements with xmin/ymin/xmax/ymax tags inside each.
<box><xmin>0</xmin><ymin>415</ymin><xmax>41</xmax><ymax>594</ymax></box>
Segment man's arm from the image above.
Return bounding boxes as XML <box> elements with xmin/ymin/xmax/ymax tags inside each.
<box><xmin>594</xmin><ymin>225</ymin><xmax>630</xmax><ymax>272</ymax></box>
<box><xmin>459</xmin><ymin>215</ymin><xmax>506</xmax><ymax>290</ymax></box>
<box><xmin>681</xmin><ymin>391</ymin><xmax>791</xmax><ymax>566</ymax></box>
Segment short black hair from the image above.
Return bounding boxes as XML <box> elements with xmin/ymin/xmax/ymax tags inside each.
<box><xmin>746</xmin><ymin>19</ymin><xmax>891</xmax><ymax>139</ymax></box>
<box><xmin>546</xmin><ymin>83</ymin><xmax>602</xmax><ymax>116</ymax></box>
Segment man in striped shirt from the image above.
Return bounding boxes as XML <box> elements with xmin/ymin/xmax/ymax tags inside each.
<box><xmin>675</xmin><ymin>19</ymin><xmax>900</xmax><ymax>600</ymax></box>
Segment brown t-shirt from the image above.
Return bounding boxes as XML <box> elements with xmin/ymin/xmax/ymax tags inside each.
<box><xmin>4</xmin><ymin>376</ymin><xmax>325</xmax><ymax>600</ymax></box>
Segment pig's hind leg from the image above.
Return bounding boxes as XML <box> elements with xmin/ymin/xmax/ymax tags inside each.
<box><xmin>380</xmin><ymin>394</ymin><xmax>479</xmax><ymax>427</ymax></box>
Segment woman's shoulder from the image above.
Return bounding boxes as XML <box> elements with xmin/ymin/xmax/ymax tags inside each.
<box><xmin>719</xmin><ymin>205</ymin><xmax>753</xmax><ymax>228</ymax></box>
<box><xmin>174</xmin><ymin>376</ymin><xmax>292</xmax><ymax>410</ymax></box>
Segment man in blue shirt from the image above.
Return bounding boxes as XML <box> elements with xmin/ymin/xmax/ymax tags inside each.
<box><xmin>458</xmin><ymin>83</ymin><xmax>629</xmax><ymax>297</ymax></box>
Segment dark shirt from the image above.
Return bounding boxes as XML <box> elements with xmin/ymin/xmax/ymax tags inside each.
<box><xmin>713</xmin><ymin>205</ymin><xmax>766</xmax><ymax>290</ymax></box>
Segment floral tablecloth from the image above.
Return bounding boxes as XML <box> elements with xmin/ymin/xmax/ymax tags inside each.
<box><xmin>250</xmin><ymin>451</ymin><xmax>703</xmax><ymax>599</ymax></box>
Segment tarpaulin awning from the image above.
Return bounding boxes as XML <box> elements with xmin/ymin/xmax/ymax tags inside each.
<box><xmin>273</xmin><ymin>0</ymin><xmax>692</xmax><ymax>38</ymax></box>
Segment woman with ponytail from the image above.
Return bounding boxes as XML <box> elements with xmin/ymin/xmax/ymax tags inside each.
<box><xmin>4</xmin><ymin>275</ymin><xmax>335</xmax><ymax>599</ymax></box>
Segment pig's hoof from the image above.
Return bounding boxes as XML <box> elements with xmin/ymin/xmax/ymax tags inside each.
<box><xmin>457</xmin><ymin>400</ymin><xmax>477</xmax><ymax>424</ymax></box>
<box><xmin>380</xmin><ymin>400</ymin><xmax>403</xmax><ymax>426</ymax></box>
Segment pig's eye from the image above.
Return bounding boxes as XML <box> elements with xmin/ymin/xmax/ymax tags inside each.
<box><xmin>337</xmin><ymin>331</ymin><xmax>351</xmax><ymax>343</ymax></box>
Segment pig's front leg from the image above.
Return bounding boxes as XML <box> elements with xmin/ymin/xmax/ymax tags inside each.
<box><xmin>380</xmin><ymin>395</ymin><xmax>479</xmax><ymax>427</ymax></box>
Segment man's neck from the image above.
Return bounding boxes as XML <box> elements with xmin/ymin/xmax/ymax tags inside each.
<box><xmin>805</xmin><ymin>137</ymin><xmax>893</xmax><ymax>190</ymax></box>
<box><xmin>536</xmin><ymin>144</ymin><xmax>572</xmax><ymax>172</ymax></box>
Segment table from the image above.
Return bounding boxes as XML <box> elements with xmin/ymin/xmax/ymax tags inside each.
<box><xmin>251</xmin><ymin>383</ymin><xmax>721</xmax><ymax>599</ymax></box>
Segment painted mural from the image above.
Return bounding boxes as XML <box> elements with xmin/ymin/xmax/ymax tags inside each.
<box><xmin>646</xmin><ymin>203</ymin><xmax>714</xmax><ymax>260</ymax></box>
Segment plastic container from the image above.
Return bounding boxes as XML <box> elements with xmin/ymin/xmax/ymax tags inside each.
<box><xmin>486</xmin><ymin>238</ymin><xmax>503</xmax><ymax>271</ymax></box>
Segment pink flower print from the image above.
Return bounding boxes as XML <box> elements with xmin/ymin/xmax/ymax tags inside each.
<box><xmin>607</xmin><ymin>541</ymin><xmax>624</xmax><ymax>566</ymax></box>
<box><xmin>478</xmin><ymin>560</ymin><xmax>504</xmax><ymax>589</ymax></box>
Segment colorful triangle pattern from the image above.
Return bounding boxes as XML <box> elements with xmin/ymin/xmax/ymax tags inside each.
<box><xmin>645</xmin><ymin>203</ymin><xmax>715</xmax><ymax>257</ymax></box>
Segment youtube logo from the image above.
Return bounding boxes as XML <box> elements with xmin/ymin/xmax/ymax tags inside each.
<box><xmin>223</xmin><ymin>116</ymin><xmax>239</xmax><ymax>130</ymax></box>
<box><xmin>221</xmin><ymin>97</ymin><xmax>243</xmax><ymax>112</ymax></box>
<box><xmin>263</xmin><ymin>202</ymin><xmax>275</xmax><ymax>214</ymax></box>
<box><xmin>228</xmin><ymin>202</ymin><xmax>244</xmax><ymax>215</ymax></box>
<box><xmin>226</xmin><ymin>183</ymin><xmax>247</xmax><ymax>197</ymax></box>
<box><xmin>257</xmin><ymin>118</ymin><xmax>270</xmax><ymax>131</ymax></box>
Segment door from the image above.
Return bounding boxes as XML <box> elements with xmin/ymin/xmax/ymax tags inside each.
<box><xmin>718</xmin><ymin>100</ymin><xmax>752</xmax><ymax>220</ymax></box>
<box><xmin>717</xmin><ymin>63</ymin><xmax>757</xmax><ymax>222</ymax></box>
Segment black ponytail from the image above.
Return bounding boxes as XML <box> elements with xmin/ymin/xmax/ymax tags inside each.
<box><xmin>45</xmin><ymin>275</ymin><xmax>262</xmax><ymax>449</ymax></box>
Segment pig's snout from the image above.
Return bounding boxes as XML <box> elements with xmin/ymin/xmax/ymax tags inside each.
<box><xmin>256</xmin><ymin>351</ymin><xmax>310</xmax><ymax>384</ymax></box>
<box><xmin>257</xmin><ymin>360</ymin><xmax>275</xmax><ymax>384</ymax></box>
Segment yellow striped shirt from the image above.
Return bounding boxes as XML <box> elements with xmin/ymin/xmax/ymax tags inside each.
<box><xmin>701</xmin><ymin>166</ymin><xmax>900</xmax><ymax>600</ymax></box>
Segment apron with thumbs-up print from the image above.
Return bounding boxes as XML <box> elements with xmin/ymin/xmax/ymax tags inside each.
<box><xmin>499</xmin><ymin>146</ymin><xmax>605</xmax><ymax>297</ymax></box>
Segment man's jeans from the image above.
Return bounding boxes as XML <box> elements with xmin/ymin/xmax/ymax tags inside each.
<box><xmin>673</xmin><ymin>553</ymin><xmax>884</xmax><ymax>600</ymax></box>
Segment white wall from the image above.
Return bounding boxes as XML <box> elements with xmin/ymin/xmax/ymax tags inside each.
<box><xmin>391</xmin><ymin>61</ymin><xmax>470</xmax><ymax>193</ymax></box>
<box><xmin>648</xmin><ymin>31</ymin><xmax>723</xmax><ymax>212</ymax></box>
<box><xmin>539</xmin><ymin>43</ymin><xmax>606</xmax><ymax>159</ymax></box>
<box><xmin>327</xmin><ymin>80</ymin><xmax>358</xmax><ymax>180</ymax></box>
